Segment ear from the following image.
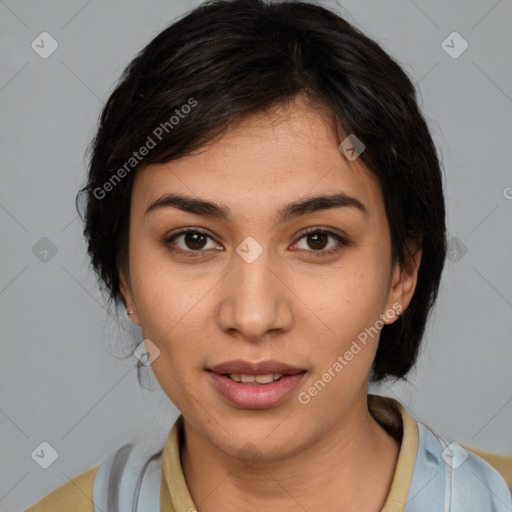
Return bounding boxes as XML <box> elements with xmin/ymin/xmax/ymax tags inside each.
<box><xmin>119</xmin><ymin>271</ymin><xmax>140</xmax><ymax>325</ymax></box>
<box><xmin>382</xmin><ymin>238</ymin><xmax>422</xmax><ymax>324</ymax></box>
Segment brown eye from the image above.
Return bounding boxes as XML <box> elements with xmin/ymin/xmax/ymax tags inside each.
<box><xmin>164</xmin><ymin>228</ymin><xmax>222</xmax><ymax>257</ymax></box>
<box><xmin>306</xmin><ymin>232</ymin><xmax>329</xmax><ymax>250</ymax></box>
<box><xmin>183</xmin><ymin>232</ymin><xmax>208</xmax><ymax>250</ymax></box>
<box><xmin>294</xmin><ymin>228</ymin><xmax>349</xmax><ymax>257</ymax></box>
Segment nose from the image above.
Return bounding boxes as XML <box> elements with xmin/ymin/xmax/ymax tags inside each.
<box><xmin>216</xmin><ymin>241</ymin><xmax>293</xmax><ymax>343</ymax></box>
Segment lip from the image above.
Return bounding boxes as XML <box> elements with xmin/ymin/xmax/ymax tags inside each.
<box><xmin>207</xmin><ymin>359</ymin><xmax>306</xmax><ymax>410</ymax></box>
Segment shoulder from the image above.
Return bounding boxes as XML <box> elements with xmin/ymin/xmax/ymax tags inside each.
<box><xmin>408</xmin><ymin>422</ymin><xmax>512</xmax><ymax>511</ymax></box>
<box><xmin>25</xmin><ymin>465</ymin><xmax>99</xmax><ymax>512</ymax></box>
<box><xmin>24</xmin><ymin>441</ymin><xmax>163</xmax><ymax>512</ymax></box>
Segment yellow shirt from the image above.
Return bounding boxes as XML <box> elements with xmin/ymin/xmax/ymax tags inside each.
<box><xmin>25</xmin><ymin>394</ymin><xmax>419</xmax><ymax>511</ymax></box>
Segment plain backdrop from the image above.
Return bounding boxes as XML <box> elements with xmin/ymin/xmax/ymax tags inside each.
<box><xmin>1</xmin><ymin>1</ymin><xmax>511</xmax><ymax>510</ymax></box>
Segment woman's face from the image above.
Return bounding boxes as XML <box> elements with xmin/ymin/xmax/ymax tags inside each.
<box><xmin>120</xmin><ymin>99</ymin><xmax>419</xmax><ymax>461</ymax></box>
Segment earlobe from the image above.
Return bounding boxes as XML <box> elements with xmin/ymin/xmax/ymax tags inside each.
<box><xmin>119</xmin><ymin>272</ymin><xmax>140</xmax><ymax>324</ymax></box>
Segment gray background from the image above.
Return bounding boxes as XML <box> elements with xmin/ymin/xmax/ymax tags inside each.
<box><xmin>1</xmin><ymin>0</ymin><xmax>511</xmax><ymax>510</ymax></box>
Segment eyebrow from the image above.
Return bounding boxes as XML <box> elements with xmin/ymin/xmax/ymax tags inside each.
<box><xmin>145</xmin><ymin>191</ymin><xmax>368</xmax><ymax>223</ymax></box>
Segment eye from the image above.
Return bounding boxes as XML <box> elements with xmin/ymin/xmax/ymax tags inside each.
<box><xmin>164</xmin><ymin>228</ymin><xmax>222</xmax><ymax>257</ymax></box>
<box><xmin>293</xmin><ymin>227</ymin><xmax>350</xmax><ymax>257</ymax></box>
<box><xmin>163</xmin><ymin>226</ymin><xmax>350</xmax><ymax>258</ymax></box>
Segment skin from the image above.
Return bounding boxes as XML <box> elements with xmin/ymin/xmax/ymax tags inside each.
<box><xmin>120</xmin><ymin>97</ymin><xmax>421</xmax><ymax>512</ymax></box>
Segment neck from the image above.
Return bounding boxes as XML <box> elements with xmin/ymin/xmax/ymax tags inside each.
<box><xmin>181</xmin><ymin>392</ymin><xmax>400</xmax><ymax>512</ymax></box>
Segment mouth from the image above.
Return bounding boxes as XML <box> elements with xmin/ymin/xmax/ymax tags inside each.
<box><xmin>207</xmin><ymin>359</ymin><xmax>306</xmax><ymax>409</ymax></box>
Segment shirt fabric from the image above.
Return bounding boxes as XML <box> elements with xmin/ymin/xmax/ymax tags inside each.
<box><xmin>23</xmin><ymin>394</ymin><xmax>498</xmax><ymax>511</ymax></box>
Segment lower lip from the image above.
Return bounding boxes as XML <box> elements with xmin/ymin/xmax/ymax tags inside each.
<box><xmin>208</xmin><ymin>371</ymin><xmax>305</xmax><ymax>409</ymax></box>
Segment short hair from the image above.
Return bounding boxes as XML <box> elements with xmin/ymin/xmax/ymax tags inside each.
<box><xmin>77</xmin><ymin>0</ymin><xmax>447</xmax><ymax>382</ymax></box>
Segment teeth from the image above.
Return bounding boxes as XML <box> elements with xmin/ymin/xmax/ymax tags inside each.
<box><xmin>228</xmin><ymin>373</ymin><xmax>283</xmax><ymax>384</ymax></box>
<box><xmin>254</xmin><ymin>374</ymin><xmax>274</xmax><ymax>384</ymax></box>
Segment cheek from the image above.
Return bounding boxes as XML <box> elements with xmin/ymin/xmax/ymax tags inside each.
<box><xmin>311</xmin><ymin>261</ymin><xmax>389</xmax><ymax>334</ymax></box>
<box><xmin>299</xmin><ymin>259</ymin><xmax>390</xmax><ymax>385</ymax></box>
<box><xmin>133</xmin><ymin>271</ymin><xmax>210</xmax><ymax>357</ymax></box>
<box><xmin>299</xmin><ymin>279</ymin><xmax>383</xmax><ymax>412</ymax></box>
<box><xmin>132</xmin><ymin>267</ymin><xmax>210</xmax><ymax>411</ymax></box>
<box><xmin>127</xmin><ymin>242</ymin><xmax>209</xmax><ymax>371</ymax></box>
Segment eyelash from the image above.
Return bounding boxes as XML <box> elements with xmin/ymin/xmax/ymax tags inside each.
<box><xmin>163</xmin><ymin>226</ymin><xmax>350</xmax><ymax>259</ymax></box>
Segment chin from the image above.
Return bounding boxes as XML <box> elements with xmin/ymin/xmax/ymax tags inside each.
<box><xmin>212</xmin><ymin>410</ymin><xmax>310</xmax><ymax>457</ymax></box>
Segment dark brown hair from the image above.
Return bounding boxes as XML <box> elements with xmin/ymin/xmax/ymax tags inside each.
<box><xmin>77</xmin><ymin>0</ymin><xmax>447</xmax><ymax>382</ymax></box>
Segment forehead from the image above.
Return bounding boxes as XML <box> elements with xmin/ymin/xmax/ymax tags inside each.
<box><xmin>131</xmin><ymin>100</ymin><xmax>384</xmax><ymax>222</ymax></box>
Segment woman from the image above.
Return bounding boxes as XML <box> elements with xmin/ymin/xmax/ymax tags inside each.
<box><xmin>26</xmin><ymin>0</ymin><xmax>511</xmax><ymax>510</ymax></box>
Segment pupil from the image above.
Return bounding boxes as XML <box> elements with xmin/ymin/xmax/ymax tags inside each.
<box><xmin>309</xmin><ymin>233</ymin><xmax>327</xmax><ymax>250</ymax></box>
<box><xmin>186</xmin><ymin>233</ymin><xmax>206</xmax><ymax>250</ymax></box>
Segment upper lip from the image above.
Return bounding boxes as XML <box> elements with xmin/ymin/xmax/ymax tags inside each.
<box><xmin>208</xmin><ymin>359</ymin><xmax>305</xmax><ymax>375</ymax></box>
